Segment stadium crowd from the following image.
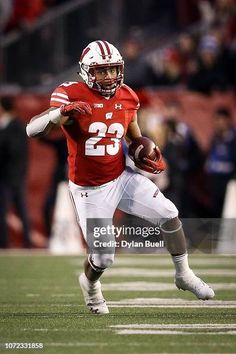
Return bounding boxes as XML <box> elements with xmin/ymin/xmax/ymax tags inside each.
<box><xmin>0</xmin><ymin>0</ymin><xmax>67</xmax><ymax>33</ymax></box>
<box><xmin>123</xmin><ymin>0</ymin><xmax>236</xmax><ymax>93</ymax></box>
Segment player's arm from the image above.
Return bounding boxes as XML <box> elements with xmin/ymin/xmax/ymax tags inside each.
<box><xmin>125</xmin><ymin>113</ymin><xmax>142</xmax><ymax>141</ymax></box>
<box><xmin>26</xmin><ymin>107</ymin><xmax>69</xmax><ymax>138</ymax></box>
<box><xmin>26</xmin><ymin>101</ymin><xmax>92</xmax><ymax>138</ymax></box>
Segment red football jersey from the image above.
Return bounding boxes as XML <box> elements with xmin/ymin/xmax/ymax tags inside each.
<box><xmin>50</xmin><ymin>81</ymin><xmax>140</xmax><ymax>186</ymax></box>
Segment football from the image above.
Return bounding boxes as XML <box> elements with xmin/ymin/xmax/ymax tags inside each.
<box><xmin>128</xmin><ymin>137</ymin><xmax>157</xmax><ymax>162</ymax></box>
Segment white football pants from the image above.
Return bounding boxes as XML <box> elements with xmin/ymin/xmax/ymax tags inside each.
<box><xmin>68</xmin><ymin>167</ymin><xmax>178</xmax><ymax>268</ymax></box>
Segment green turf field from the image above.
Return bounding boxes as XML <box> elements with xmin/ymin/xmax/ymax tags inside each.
<box><xmin>0</xmin><ymin>253</ymin><xmax>235</xmax><ymax>354</ymax></box>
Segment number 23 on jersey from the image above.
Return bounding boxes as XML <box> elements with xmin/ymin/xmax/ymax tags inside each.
<box><xmin>85</xmin><ymin>122</ymin><xmax>124</xmax><ymax>156</ymax></box>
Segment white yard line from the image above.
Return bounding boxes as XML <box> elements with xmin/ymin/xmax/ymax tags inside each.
<box><xmin>111</xmin><ymin>323</ymin><xmax>236</xmax><ymax>335</ymax></box>
<box><xmin>108</xmin><ymin>297</ymin><xmax>236</xmax><ymax>308</ymax></box>
<box><xmin>23</xmin><ymin>282</ymin><xmax>236</xmax><ymax>297</ymax></box>
<box><xmin>102</xmin><ymin>281</ymin><xmax>236</xmax><ymax>291</ymax></box>
<box><xmin>109</xmin><ymin>304</ymin><xmax>236</xmax><ymax>308</ymax></box>
<box><xmin>103</xmin><ymin>268</ymin><xmax>236</xmax><ymax>277</ymax></box>
<box><xmin>109</xmin><ymin>303</ymin><xmax>236</xmax><ymax>309</ymax></box>
<box><xmin>1</xmin><ymin>302</ymin><xmax>236</xmax><ymax>308</ymax></box>
<box><xmin>0</xmin><ymin>304</ymin><xmax>73</xmax><ymax>307</ymax></box>
<box><xmin>111</xmin><ymin>323</ymin><xmax>236</xmax><ymax>329</ymax></box>
<box><xmin>22</xmin><ymin>328</ymin><xmax>108</xmax><ymax>332</ymax></box>
<box><xmin>115</xmin><ymin>329</ymin><xmax>236</xmax><ymax>335</ymax></box>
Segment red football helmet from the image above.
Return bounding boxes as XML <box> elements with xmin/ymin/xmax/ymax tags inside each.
<box><xmin>79</xmin><ymin>40</ymin><xmax>124</xmax><ymax>95</ymax></box>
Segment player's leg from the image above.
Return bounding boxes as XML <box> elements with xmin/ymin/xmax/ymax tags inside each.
<box><xmin>118</xmin><ymin>169</ymin><xmax>215</xmax><ymax>300</ymax></box>
<box><xmin>69</xmin><ymin>180</ymin><xmax>120</xmax><ymax>314</ymax></box>
<box><xmin>78</xmin><ymin>256</ymin><xmax>111</xmax><ymax>314</ymax></box>
<box><xmin>160</xmin><ymin>216</ymin><xmax>214</xmax><ymax>299</ymax></box>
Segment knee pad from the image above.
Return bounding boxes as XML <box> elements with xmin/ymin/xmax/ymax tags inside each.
<box><xmin>90</xmin><ymin>253</ymin><xmax>115</xmax><ymax>270</ymax></box>
<box><xmin>156</xmin><ymin>192</ymin><xmax>179</xmax><ymax>224</ymax></box>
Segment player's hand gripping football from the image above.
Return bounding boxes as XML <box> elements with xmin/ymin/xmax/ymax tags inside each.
<box><xmin>60</xmin><ymin>101</ymin><xmax>92</xmax><ymax>116</ymax></box>
<box><xmin>135</xmin><ymin>146</ymin><xmax>166</xmax><ymax>174</ymax></box>
<box><xmin>128</xmin><ymin>137</ymin><xmax>166</xmax><ymax>175</ymax></box>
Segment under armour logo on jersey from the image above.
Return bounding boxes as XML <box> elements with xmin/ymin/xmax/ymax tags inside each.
<box><xmin>81</xmin><ymin>192</ymin><xmax>88</xmax><ymax>198</ymax></box>
<box><xmin>94</xmin><ymin>103</ymin><xmax>103</xmax><ymax>108</ymax></box>
<box><xmin>114</xmin><ymin>103</ymin><xmax>122</xmax><ymax>109</ymax></box>
<box><xmin>105</xmin><ymin>112</ymin><xmax>113</xmax><ymax>119</ymax></box>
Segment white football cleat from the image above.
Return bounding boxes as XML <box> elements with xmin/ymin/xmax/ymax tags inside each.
<box><xmin>175</xmin><ymin>270</ymin><xmax>215</xmax><ymax>300</ymax></box>
<box><xmin>79</xmin><ymin>273</ymin><xmax>109</xmax><ymax>314</ymax></box>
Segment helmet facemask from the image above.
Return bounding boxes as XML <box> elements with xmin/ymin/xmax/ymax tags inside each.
<box><xmin>79</xmin><ymin>41</ymin><xmax>124</xmax><ymax>96</ymax></box>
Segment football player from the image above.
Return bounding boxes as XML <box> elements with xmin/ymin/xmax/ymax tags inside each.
<box><xmin>26</xmin><ymin>40</ymin><xmax>214</xmax><ymax>314</ymax></box>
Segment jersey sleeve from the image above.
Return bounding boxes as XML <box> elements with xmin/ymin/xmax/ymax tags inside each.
<box><xmin>122</xmin><ymin>84</ymin><xmax>140</xmax><ymax>110</ymax></box>
<box><xmin>131</xmin><ymin>89</ymin><xmax>140</xmax><ymax>111</ymax></box>
<box><xmin>50</xmin><ymin>85</ymin><xmax>70</xmax><ymax>108</ymax></box>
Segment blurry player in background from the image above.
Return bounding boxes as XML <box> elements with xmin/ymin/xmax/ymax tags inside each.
<box><xmin>206</xmin><ymin>107</ymin><xmax>236</xmax><ymax>217</ymax></box>
<box><xmin>26</xmin><ymin>40</ymin><xmax>214</xmax><ymax>314</ymax></box>
<box><xmin>0</xmin><ymin>96</ymin><xmax>31</xmax><ymax>248</ymax></box>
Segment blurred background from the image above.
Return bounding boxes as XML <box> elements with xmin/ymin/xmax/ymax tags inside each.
<box><xmin>0</xmin><ymin>0</ymin><xmax>236</xmax><ymax>252</ymax></box>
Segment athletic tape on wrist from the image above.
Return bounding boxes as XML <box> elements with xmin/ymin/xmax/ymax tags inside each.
<box><xmin>48</xmin><ymin>108</ymin><xmax>62</xmax><ymax>124</ymax></box>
